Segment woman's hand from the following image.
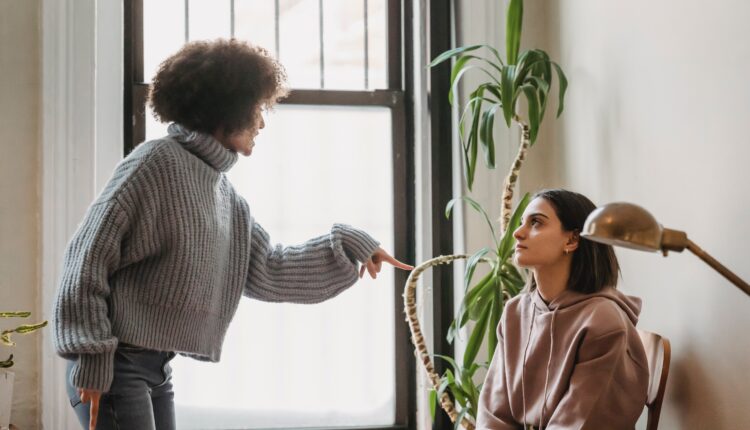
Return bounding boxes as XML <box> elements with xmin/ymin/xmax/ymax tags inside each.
<box><xmin>78</xmin><ymin>388</ymin><xmax>102</xmax><ymax>430</ymax></box>
<box><xmin>359</xmin><ymin>247</ymin><xmax>414</xmax><ymax>279</ymax></box>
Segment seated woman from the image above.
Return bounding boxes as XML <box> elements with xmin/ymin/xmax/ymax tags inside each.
<box><xmin>476</xmin><ymin>189</ymin><xmax>649</xmax><ymax>430</ymax></box>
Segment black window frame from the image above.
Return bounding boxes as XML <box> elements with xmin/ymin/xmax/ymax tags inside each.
<box><xmin>123</xmin><ymin>1</ymin><xmax>432</xmax><ymax>429</ymax></box>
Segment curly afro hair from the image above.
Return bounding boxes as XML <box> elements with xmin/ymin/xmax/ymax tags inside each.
<box><xmin>149</xmin><ymin>39</ymin><xmax>288</xmax><ymax>136</ymax></box>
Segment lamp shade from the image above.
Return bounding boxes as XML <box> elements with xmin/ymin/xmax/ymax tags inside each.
<box><xmin>581</xmin><ymin>202</ymin><xmax>663</xmax><ymax>252</ymax></box>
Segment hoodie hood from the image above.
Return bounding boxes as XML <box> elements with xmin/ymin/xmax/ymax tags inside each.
<box><xmin>530</xmin><ymin>286</ymin><xmax>642</xmax><ymax>326</ymax></box>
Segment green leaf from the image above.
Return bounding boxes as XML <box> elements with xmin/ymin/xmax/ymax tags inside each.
<box><xmin>429</xmin><ymin>389</ymin><xmax>438</xmax><ymax>421</ymax></box>
<box><xmin>503</xmin><ymin>261</ymin><xmax>526</xmax><ymax>286</ymax></box>
<box><xmin>454</xmin><ymin>407</ymin><xmax>472</xmax><ymax>430</ymax></box>
<box><xmin>520</xmin><ymin>84</ymin><xmax>541</xmax><ymax>144</ymax></box>
<box><xmin>454</xmin><ymin>268</ymin><xmax>493</xmax><ymax>343</ymax></box>
<box><xmin>463</xmin><ymin>299</ymin><xmax>492</xmax><ymax>368</ymax></box>
<box><xmin>513</xmin><ymin>50</ymin><xmax>542</xmax><ymax>87</ymax></box>
<box><xmin>0</xmin><ymin>354</ymin><xmax>13</xmax><ymax>368</ymax></box>
<box><xmin>466</xmin><ymin>87</ymin><xmax>488</xmax><ymax>190</ymax></box>
<box><xmin>525</xmin><ymin>74</ymin><xmax>550</xmax><ymax>122</ymax></box>
<box><xmin>0</xmin><ymin>312</ymin><xmax>31</xmax><ymax>318</ymax></box>
<box><xmin>465</xmin><ymin>247</ymin><xmax>491</xmax><ymax>289</ymax></box>
<box><xmin>11</xmin><ymin>321</ymin><xmax>48</xmax><ymax>334</ymax></box>
<box><xmin>461</xmin><ymin>271</ymin><xmax>494</xmax><ymax>315</ymax></box>
<box><xmin>458</xmin><ymin>96</ymin><xmax>497</xmax><ymax>161</ymax></box>
<box><xmin>468</xmin><ymin>279</ymin><xmax>495</xmax><ymax>321</ymax></box>
<box><xmin>449</xmin><ymin>61</ymin><xmax>501</xmax><ymax>105</ymax></box>
<box><xmin>506</xmin><ymin>0</ymin><xmax>524</xmax><ymax>65</ymax></box>
<box><xmin>479</xmin><ymin>103</ymin><xmax>502</xmax><ymax>168</ymax></box>
<box><xmin>448</xmin><ymin>56</ymin><xmax>473</xmax><ymax>105</ymax></box>
<box><xmin>435</xmin><ymin>354</ymin><xmax>461</xmax><ymax>377</ymax></box>
<box><xmin>498</xmin><ymin>192</ymin><xmax>532</xmax><ymax>260</ymax></box>
<box><xmin>1</xmin><ymin>332</ymin><xmax>13</xmax><ymax>347</ymax></box>
<box><xmin>451</xmin><ymin>383</ymin><xmax>470</xmax><ymax>409</ymax></box>
<box><xmin>501</xmin><ymin>65</ymin><xmax>517</xmax><ymax>127</ymax></box>
<box><xmin>437</xmin><ymin>378</ymin><xmax>451</xmax><ymax>397</ymax></box>
<box><xmin>428</xmin><ymin>44</ymin><xmax>484</xmax><ymax>68</ymax></box>
<box><xmin>445</xmin><ymin>196</ymin><xmax>499</xmax><ymax>246</ymax></box>
<box><xmin>444</xmin><ymin>368</ymin><xmax>456</xmax><ymax>385</ymax></box>
<box><xmin>552</xmin><ymin>61</ymin><xmax>568</xmax><ymax>117</ymax></box>
<box><xmin>484</xmin><ymin>45</ymin><xmax>506</xmax><ymax>67</ymax></box>
<box><xmin>487</xmin><ymin>285</ymin><xmax>504</xmax><ymax>359</ymax></box>
<box><xmin>447</xmin><ymin>318</ymin><xmax>459</xmax><ymax>344</ymax></box>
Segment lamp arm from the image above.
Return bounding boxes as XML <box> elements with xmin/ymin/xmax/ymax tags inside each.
<box><xmin>686</xmin><ymin>239</ymin><xmax>750</xmax><ymax>297</ymax></box>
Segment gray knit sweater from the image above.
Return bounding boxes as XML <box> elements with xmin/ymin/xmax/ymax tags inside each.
<box><xmin>52</xmin><ymin>123</ymin><xmax>380</xmax><ymax>392</ymax></box>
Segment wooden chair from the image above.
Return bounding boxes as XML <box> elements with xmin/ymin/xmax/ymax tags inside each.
<box><xmin>637</xmin><ymin>330</ymin><xmax>671</xmax><ymax>430</ymax></box>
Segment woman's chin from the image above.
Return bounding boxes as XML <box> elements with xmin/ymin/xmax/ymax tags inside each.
<box><xmin>513</xmin><ymin>255</ymin><xmax>531</xmax><ymax>268</ymax></box>
<box><xmin>240</xmin><ymin>145</ymin><xmax>254</xmax><ymax>156</ymax></box>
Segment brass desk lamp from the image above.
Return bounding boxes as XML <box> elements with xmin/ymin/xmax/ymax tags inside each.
<box><xmin>581</xmin><ymin>202</ymin><xmax>750</xmax><ymax>297</ymax></box>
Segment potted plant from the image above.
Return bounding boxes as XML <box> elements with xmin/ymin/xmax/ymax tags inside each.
<box><xmin>404</xmin><ymin>0</ymin><xmax>568</xmax><ymax>428</ymax></box>
<box><xmin>0</xmin><ymin>311</ymin><xmax>47</xmax><ymax>429</ymax></box>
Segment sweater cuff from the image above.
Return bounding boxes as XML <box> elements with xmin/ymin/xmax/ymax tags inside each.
<box><xmin>333</xmin><ymin>224</ymin><xmax>380</xmax><ymax>264</ymax></box>
<box><xmin>70</xmin><ymin>350</ymin><xmax>116</xmax><ymax>392</ymax></box>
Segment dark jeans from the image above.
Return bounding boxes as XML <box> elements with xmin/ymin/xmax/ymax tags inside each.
<box><xmin>66</xmin><ymin>344</ymin><xmax>177</xmax><ymax>430</ymax></box>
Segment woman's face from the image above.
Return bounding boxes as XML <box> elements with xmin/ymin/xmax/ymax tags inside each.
<box><xmin>215</xmin><ymin>106</ymin><xmax>266</xmax><ymax>156</ymax></box>
<box><xmin>512</xmin><ymin>197</ymin><xmax>578</xmax><ymax>268</ymax></box>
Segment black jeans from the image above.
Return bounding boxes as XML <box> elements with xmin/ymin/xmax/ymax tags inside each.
<box><xmin>66</xmin><ymin>344</ymin><xmax>177</xmax><ymax>430</ymax></box>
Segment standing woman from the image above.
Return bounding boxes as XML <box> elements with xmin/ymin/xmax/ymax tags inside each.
<box><xmin>53</xmin><ymin>39</ymin><xmax>412</xmax><ymax>430</ymax></box>
<box><xmin>477</xmin><ymin>189</ymin><xmax>649</xmax><ymax>430</ymax></box>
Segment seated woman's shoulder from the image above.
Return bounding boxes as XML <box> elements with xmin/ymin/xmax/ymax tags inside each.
<box><xmin>580</xmin><ymin>296</ymin><xmax>633</xmax><ymax>335</ymax></box>
<box><xmin>504</xmin><ymin>290</ymin><xmax>534</xmax><ymax>313</ymax></box>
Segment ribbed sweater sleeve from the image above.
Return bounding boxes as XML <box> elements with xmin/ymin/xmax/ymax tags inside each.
<box><xmin>244</xmin><ymin>222</ymin><xmax>380</xmax><ymax>303</ymax></box>
<box><xmin>52</xmin><ymin>198</ymin><xmax>130</xmax><ymax>392</ymax></box>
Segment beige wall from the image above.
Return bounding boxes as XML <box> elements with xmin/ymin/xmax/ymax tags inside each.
<box><xmin>0</xmin><ymin>0</ymin><xmax>42</xmax><ymax>428</ymax></box>
<box><xmin>462</xmin><ymin>1</ymin><xmax>750</xmax><ymax>428</ymax></box>
<box><xmin>471</xmin><ymin>1</ymin><xmax>750</xmax><ymax>428</ymax></box>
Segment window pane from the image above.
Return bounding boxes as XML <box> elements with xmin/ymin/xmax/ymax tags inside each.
<box><xmin>145</xmin><ymin>105</ymin><xmax>169</xmax><ymax>140</ymax></box>
<box><xmin>277</xmin><ymin>0</ymin><xmax>321</xmax><ymax>88</ymax></box>
<box><xmin>145</xmin><ymin>106</ymin><xmax>396</xmax><ymax>429</ymax></box>
<box><xmin>144</xmin><ymin>0</ymin><xmax>388</xmax><ymax>89</ymax></box>
<box><xmin>322</xmin><ymin>2</ymin><xmax>365</xmax><ymax>89</ymax></box>
<box><xmin>144</xmin><ymin>0</ymin><xmax>185</xmax><ymax>82</ymax></box>
<box><xmin>234</xmin><ymin>0</ymin><xmax>277</xmax><ymax>54</ymax></box>
<box><xmin>367</xmin><ymin>0</ymin><xmax>387</xmax><ymax>89</ymax></box>
<box><xmin>188</xmin><ymin>0</ymin><xmax>231</xmax><ymax>41</ymax></box>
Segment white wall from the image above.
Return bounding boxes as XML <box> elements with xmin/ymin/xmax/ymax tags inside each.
<box><xmin>524</xmin><ymin>1</ymin><xmax>750</xmax><ymax>428</ymax></box>
<box><xmin>460</xmin><ymin>0</ymin><xmax>750</xmax><ymax>428</ymax></box>
<box><xmin>0</xmin><ymin>1</ymin><xmax>42</xmax><ymax>428</ymax></box>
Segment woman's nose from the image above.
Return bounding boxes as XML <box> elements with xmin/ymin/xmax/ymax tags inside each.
<box><xmin>513</xmin><ymin>225</ymin><xmax>524</xmax><ymax>241</ymax></box>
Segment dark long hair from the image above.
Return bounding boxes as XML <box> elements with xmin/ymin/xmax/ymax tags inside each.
<box><xmin>531</xmin><ymin>189</ymin><xmax>620</xmax><ymax>294</ymax></box>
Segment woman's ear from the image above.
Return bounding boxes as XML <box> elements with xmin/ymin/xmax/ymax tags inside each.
<box><xmin>566</xmin><ymin>230</ymin><xmax>581</xmax><ymax>252</ymax></box>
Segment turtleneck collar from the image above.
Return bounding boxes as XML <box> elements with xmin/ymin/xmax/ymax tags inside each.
<box><xmin>167</xmin><ymin>123</ymin><xmax>238</xmax><ymax>172</ymax></box>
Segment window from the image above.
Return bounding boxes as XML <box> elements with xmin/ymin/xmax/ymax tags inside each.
<box><xmin>124</xmin><ymin>1</ymin><xmax>414</xmax><ymax>428</ymax></box>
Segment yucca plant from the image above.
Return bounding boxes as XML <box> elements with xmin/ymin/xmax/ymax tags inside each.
<box><xmin>424</xmin><ymin>0</ymin><xmax>568</xmax><ymax>427</ymax></box>
<box><xmin>1</xmin><ymin>312</ymin><xmax>48</xmax><ymax>368</ymax></box>
<box><xmin>429</xmin><ymin>0</ymin><xmax>567</xmax><ymax>198</ymax></box>
<box><xmin>427</xmin><ymin>194</ymin><xmax>530</xmax><ymax>429</ymax></box>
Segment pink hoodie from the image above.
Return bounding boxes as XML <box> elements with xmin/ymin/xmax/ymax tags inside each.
<box><xmin>476</xmin><ymin>287</ymin><xmax>649</xmax><ymax>429</ymax></box>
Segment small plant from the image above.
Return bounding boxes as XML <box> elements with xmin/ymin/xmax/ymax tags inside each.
<box><xmin>1</xmin><ymin>312</ymin><xmax>48</xmax><ymax>368</ymax></box>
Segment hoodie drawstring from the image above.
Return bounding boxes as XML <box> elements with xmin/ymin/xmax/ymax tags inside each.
<box><xmin>521</xmin><ymin>303</ymin><xmax>536</xmax><ymax>428</ymax></box>
<box><xmin>538</xmin><ymin>308</ymin><xmax>557</xmax><ymax>429</ymax></box>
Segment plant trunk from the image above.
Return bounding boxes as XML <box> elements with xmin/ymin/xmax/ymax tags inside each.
<box><xmin>499</xmin><ymin>119</ymin><xmax>531</xmax><ymax>231</ymax></box>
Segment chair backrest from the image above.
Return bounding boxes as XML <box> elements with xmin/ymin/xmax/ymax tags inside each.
<box><xmin>637</xmin><ymin>330</ymin><xmax>671</xmax><ymax>430</ymax></box>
